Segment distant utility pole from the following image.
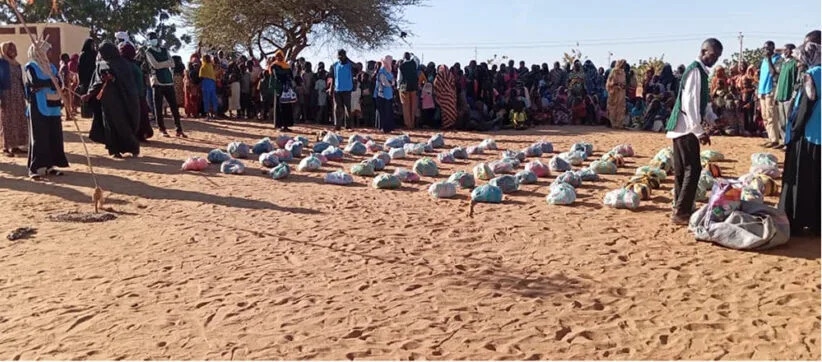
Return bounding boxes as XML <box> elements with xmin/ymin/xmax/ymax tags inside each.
<box><xmin>474</xmin><ymin>47</ymin><xmax>478</xmax><ymax>61</ymax></box>
<box><xmin>738</xmin><ymin>32</ymin><xmax>744</xmax><ymax>72</ymax></box>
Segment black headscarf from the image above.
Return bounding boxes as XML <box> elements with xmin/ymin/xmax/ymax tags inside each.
<box><xmin>659</xmin><ymin>64</ymin><xmax>674</xmax><ymax>91</ymax></box>
<box><xmin>77</xmin><ymin>37</ymin><xmax>97</xmax><ymax>90</ymax></box>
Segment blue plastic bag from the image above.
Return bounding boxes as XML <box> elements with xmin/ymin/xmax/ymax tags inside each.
<box><xmin>489</xmin><ymin>175</ymin><xmax>519</xmax><ymax>194</ymax></box>
<box><xmin>450</xmin><ymin>147</ymin><xmax>468</xmax><ymax>159</ymax></box>
<box><xmin>321</xmin><ymin>146</ymin><xmax>344</xmax><ymax>161</ymax></box>
<box><xmin>413</xmin><ymin>157</ymin><xmax>439</xmax><ymax>177</ymax></box>
<box><xmin>220</xmin><ymin>159</ymin><xmax>245</xmax><ymax>174</ymax></box>
<box><xmin>471</xmin><ymin>184</ymin><xmax>503</xmax><ymax>203</ymax></box>
<box><xmin>207</xmin><ymin>149</ymin><xmax>232</xmax><ymax>164</ymax></box>
<box><xmin>313</xmin><ymin>141</ymin><xmax>332</xmax><ymax>153</ymax></box>
<box><xmin>258</xmin><ymin>152</ymin><xmax>280</xmax><ymax>168</ymax></box>
<box><xmin>448</xmin><ymin>171</ymin><xmax>475</xmax><ymax>189</ymax></box>
<box><xmin>252</xmin><ymin>137</ymin><xmax>273</xmax><ymax>155</ymax></box>
<box><xmin>227</xmin><ymin>142</ymin><xmax>250</xmax><ymax>159</ymax></box>
<box><xmin>547</xmin><ymin>182</ymin><xmax>576</xmax><ymax>205</ymax></box>
<box><xmin>373</xmin><ymin>173</ymin><xmax>402</xmax><ymax>189</ymax></box>
<box><xmin>516</xmin><ymin>170</ymin><xmax>538</xmax><ymax>184</ymax></box>
<box><xmin>269</xmin><ymin>163</ymin><xmax>290</xmax><ymax>180</ymax></box>
<box><xmin>345</xmin><ymin>141</ymin><xmax>368</xmax><ymax>156</ymax></box>
<box><xmin>428</xmin><ymin>133</ymin><xmax>445</xmax><ymax>148</ymax></box>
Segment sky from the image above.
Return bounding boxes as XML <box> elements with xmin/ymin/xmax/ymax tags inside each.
<box><xmin>175</xmin><ymin>0</ymin><xmax>821</xmax><ymax>68</ymax></box>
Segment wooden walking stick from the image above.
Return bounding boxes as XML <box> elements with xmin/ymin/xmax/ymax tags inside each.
<box><xmin>6</xmin><ymin>0</ymin><xmax>105</xmax><ymax>212</ymax></box>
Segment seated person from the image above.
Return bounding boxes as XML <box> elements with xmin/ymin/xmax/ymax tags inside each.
<box><xmin>508</xmin><ymin>89</ymin><xmax>528</xmax><ymax>129</ymax></box>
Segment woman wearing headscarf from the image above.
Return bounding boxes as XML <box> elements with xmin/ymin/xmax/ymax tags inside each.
<box><xmin>434</xmin><ymin>64</ymin><xmax>457</xmax><ymax>130</ymax></box>
<box><xmin>780</xmin><ymin>30</ymin><xmax>821</xmax><ymax>236</ymax></box>
<box><xmin>184</xmin><ymin>53</ymin><xmax>202</xmax><ymax>118</ymax></box>
<box><xmin>24</xmin><ymin>40</ymin><xmax>68</xmax><ymax>178</ymax></box>
<box><xmin>172</xmin><ymin>55</ymin><xmax>185</xmax><ymax>114</ymax></box>
<box><xmin>119</xmin><ymin>42</ymin><xmax>152</xmax><ymax>142</ymax></box>
<box><xmin>606</xmin><ymin>59</ymin><xmax>628</xmax><ymax>129</ymax></box>
<box><xmin>226</xmin><ymin>60</ymin><xmax>241</xmax><ymax>118</ymax></box>
<box><xmin>658</xmin><ymin>64</ymin><xmax>675</xmax><ymax>93</ymax></box>
<box><xmin>0</xmin><ymin>41</ymin><xmax>27</xmax><ymax>157</ymax></box>
<box><xmin>269</xmin><ymin>50</ymin><xmax>294</xmax><ymax>132</ymax></box>
<box><xmin>77</xmin><ymin>38</ymin><xmax>97</xmax><ymax>118</ymax></box>
<box><xmin>375</xmin><ymin>56</ymin><xmax>395</xmax><ymax>133</ymax></box>
<box><xmin>710</xmin><ymin>66</ymin><xmax>728</xmax><ymax>95</ymax></box>
<box><xmin>583</xmin><ymin>60</ymin><xmax>599</xmax><ymax>96</ymax></box>
<box><xmin>82</xmin><ymin>41</ymin><xmax>140</xmax><ymax>158</ymax></box>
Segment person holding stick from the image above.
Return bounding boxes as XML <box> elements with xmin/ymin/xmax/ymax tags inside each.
<box><xmin>24</xmin><ymin>39</ymin><xmax>68</xmax><ymax>179</ymax></box>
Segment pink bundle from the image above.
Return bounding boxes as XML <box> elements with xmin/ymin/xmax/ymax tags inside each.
<box><xmin>182</xmin><ymin>156</ymin><xmax>208</xmax><ymax>171</ymax></box>
<box><xmin>525</xmin><ymin>160</ymin><xmax>550</xmax><ymax>177</ymax></box>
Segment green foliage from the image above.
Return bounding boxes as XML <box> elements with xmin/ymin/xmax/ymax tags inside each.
<box><xmin>562</xmin><ymin>48</ymin><xmax>585</xmax><ymax>65</ymax></box>
<box><xmin>0</xmin><ymin>0</ymin><xmax>189</xmax><ymax>52</ymax></box>
<box><xmin>486</xmin><ymin>54</ymin><xmax>508</xmax><ymax>66</ymax></box>
<box><xmin>187</xmin><ymin>0</ymin><xmax>423</xmax><ymax>60</ymax></box>
<box><xmin>722</xmin><ymin>48</ymin><xmax>765</xmax><ymax>70</ymax></box>
<box><xmin>632</xmin><ymin>56</ymin><xmax>666</xmax><ymax>81</ymax></box>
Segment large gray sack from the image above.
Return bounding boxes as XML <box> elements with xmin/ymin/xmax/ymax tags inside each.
<box><xmin>688</xmin><ymin>201</ymin><xmax>791</xmax><ymax>250</ymax></box>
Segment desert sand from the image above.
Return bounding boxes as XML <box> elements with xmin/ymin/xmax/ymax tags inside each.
<box><xmin>0</xmin><ymin>117</ymin><xmax>818</xmax><ymax>360</ymax></box>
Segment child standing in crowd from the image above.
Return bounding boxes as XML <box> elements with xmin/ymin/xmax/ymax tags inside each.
<box><xmin>240</xmin><ymin>62</ymin><xmax>252</xmax><ymax>119</ymax></box>
<box><xmin>350</xmin><ymin>64</ymin><xmax>362</xmax><ymax>127</ymax></box>
<box><xmin>199</xmin><ymin>54</ymin><xmax>218</xmax><ymax>120</ymax></box>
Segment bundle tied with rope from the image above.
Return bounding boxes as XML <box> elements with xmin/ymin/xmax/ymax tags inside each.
<box><xmin>7</xmin><ymin>0</ymin><xmax>105</xmax><ymax>212</ymax></box>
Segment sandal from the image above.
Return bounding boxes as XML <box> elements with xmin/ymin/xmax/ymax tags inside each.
<box><xmin>47</xmin><ymin>169</ymin><xmax>64</xmax><ymax>176</ymax></box>
<box><xmin>11</xmin><ymin>147</ymin><xmax>25</xmax><ymax>154</ymax></box>
<box><xmin>160</xmin><ymin>130</ymin><xmax>171</xmax><ymax>137</ymax></box>
<box><xmin>3</xmin><ymin>149</ymin><xmax>14</xmax><ymax>157</ymax></box>
<box><xmin>176</xmin><ymin>131</ymin><xmax>188</xmax><ymax>138</ymax></box>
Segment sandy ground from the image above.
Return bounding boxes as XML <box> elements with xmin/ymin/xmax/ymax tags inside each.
<box><xmin>0</xmin><ymin>117</ymin><xmax>819</xmax><ymax>360</ymax></box>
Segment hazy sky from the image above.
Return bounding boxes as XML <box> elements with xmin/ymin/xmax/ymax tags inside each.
<box><xmin>175</xmin><ymin>0</ymin><xmax>820</xmax><ymax>68</ymax></box>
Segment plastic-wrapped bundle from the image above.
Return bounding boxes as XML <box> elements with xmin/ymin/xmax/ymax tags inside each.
<box><xmin>741</xmin><ymin>187</ymin><xmax>764</xmax><ymax>203</ymax></box>
<box><xmin>570</xmin><ymin>142</ymin><xmax>594</xmax><ymax>157</ymax></box>
<box><xmin>749</xmin><ymin>174</ymin><xmax>778</xmax><ymax>196</ymax></box>
<box><xmin>413</xmin><ymin>157</ymin><xmax>439</xmax><ymax>177</ymax></box>
<box><xmin>297</xmin><ymin>156</ymin><xmax>323</xmax><ymax>171</ymax></box>
<box><xmin>275</xmin><ymin>134</ymin><xmax>292</xmax><ymax>149</ymax></box>
<box><xmin>399</xmin><ymin>134</ymin><xmax>412</xmax><ymax>144</ymax></box>
<box><xmin>473</xmin><ymin>162</ymin><xmax>495</xmax><ymax>180</ymax></box>
<box><xmin>489</xmin><ymin>175</ymin><xmax>519</xmax><ymax>194</ymax></box>
<box><xmin>522</xmin><ymin>144</ymin><xmax>543</xmax><ymax>158</ymax></box>
<box><xmin>348</xmin><ymin>134</ymin><xmax>368</xmax><ymax>145</ymax></box>
<box><xmin>258</xmin><ymin>152</ymin><xmax>280</xmax><ymax>168</ymax></box>
<box><xmin>589</xmin><ymin>160</ymin><xmax>618</xmax><ymax>174</ymax></box>
<box><xmin>285</xmin><ymin>140</ymin><xmax>304</xmax><ymax>158</ymax></box>
<box><xmin>471</xmin><ymin>184</ymin><xmax>503</xmax><ymax>203</ymax></box>
<box><xmin>403</xmin><ymin>142</ymin><xmax>426</xmax><ymax>155</ymax></box>
<box><xmin>428</xmin><ymin>181</ymin><xmax>458</xmax><ymax>199</ymax></box>
<box><xmin>448</xmin><ymin>171</ymin><xmax>475</xmax><ymax>189</ymax></box>
<box><xmin>384</xmin><ymin>136</ymin><xmax>405</xmax><ymax>149</ymax></box>
<box><xmin>273</xmin><ymin>148</ymin><xmax>294</xmax><ymax>162</ymax></box>
<box><xmin>650</xmin><ymin>157</ymin><xmax>673</xmax><ymax>174</ymax></box>
<box><xmin>373</xmin><ymin>152</ymin><xmax>391</xmax><ymax>165</ymax></box>
<box><xmin>227</xmin><ymin>142</ymin><xmax>251</xmax><ymax>159</ymax></box>
<box><xmin>324</xmin><ymin>170</ymin><xmax>354</xmax><ymax>185</ymax></box>
<box><xmin>438</xmin><ymin>152</ymin><xmax>456</xmax><ymax>163</ymax></box>
<box><xmin>361</xmin><ymin>157</ymin><xmax>385</xmax><ymax>171</ymax></box>
<box><xmin>366</xmin><ymin>140</ymin><xmax>384</xmax><ymax>153</ymax></box>
<box><xmin>700</xmin><ymin>150</ymin><xmax>724</xmax><ymax>162</ymax></box>
<box><xmin>393</xmin><ymin>168</ymin><xmax>421</xmax><ymax>183</ymax></box>
<box><xmin>252</xmin><ymin>137</ymin><xmax>274</xmax><ymax>155</ymax></box>
<box><xmin>423</xmin><ymin>142</ymin><xmax>434</xmax><ymax>153</ymax></box>
<box><xmin>600</xmin><ymin>152</ymin><xmax>625</xmax><ymax>167</ymax></box>
<box><xmin>269</xmin><ymin>163</ymin><xmax>290</xmax><ymax>180</ymax></box>
<box><xmin>558</xmin><ymin>151</ymin><xmax>583</xmax><ymax>166</ymax></box>
<box><xmin>489</xmin><ymin>160</ymin><xmax>515</xmax><ymax>174</ymax></box>
<box><xmin>321</xmin><ymin>146</ymin><xmax>343</xmax><ymax>161</ymax></box>
<box><xmin>626</xmin><ymin>182</ymin><xmax>651</xmax><ymax>200</ymax></box>
<box><xmin>751</xmin><ymin>152</ymin><xmax>778</xmax><ymax>169</ymax></box>
<box><xmin>611</xmin><ymin>144</ymin><xmax>634</xmax><ymax>157</ymax></box>
<box><xmin>515</xmin><ymin>170</ymin><xmax>538</xmax><ymax>184</ymax></box>
<box><xmin>389</xmin><ymin>147</ymin><xmax>406</xmax><ymax>160</ymax></box>
<box><xmin>345</xmin><ymin>141</ymin><xmax>368</xmax><ymax>156</ymax></box>
<box><xmin>322</xmin><ymin>132</ymin><xmax>342</xmax><ymax>147</ymax></box>
<box><xmin>182</xmin><ymin>156</ymin><xmax>208</xmax><ymax>171</ymax></box>
<box><xmin>546</xmin><ymin>182</ymin><xmax>576</xmax><ymax>205</ymax></box>
<box><xmin>502</xmin><ymin>149</ymin><xmax>526</xmax><ymax>161</ymax></box>
<box><xmin>707</xmin><ymin>182</ymin><xmax>742</xmax><ymax>222</ymax></box>
<box><xmin>350</xmin><ymin>163</ymin><xmax>376</xmax><ymax>176</ymax></box>
<box><xmin>575</xmin><ymin>168</ymin><xmax>601</xmax><ymax>182</ymax></box>
<box><xmin>293</xmin><ymin>135</ymin><xmax>310</xmax><ymax>146</ymax></box>
<box><xmin>313</xmin><ymin>141</ymin><xmax>332</xmax><ymax>153</ymax></box>
<box><xmin>534</xmin><ymin>141</ymin><xmax>553</xmax><ymax>154</ymax></box>
<box><xmin>372</xmin><ymin>173</ymin><xmax>402</xmax><ymax>189</ymax></box>
<box><xmin>311</xmin><ymin>152</ymin><xmax>328</xmax><ymax>165</ymax></box>
<box><xmin>207</xmin><ymin>149</ymin><xmax>232</xmax><ymax>164</ymax></box>
<box><xmin>428</xmin><ymin>133</ymin><xmax>445</xmax><ymax>148</ymax></box>
<box><xmin>603</xmin><ymin>189</ymin><xmax>640</xmax><ymax>210</ymax></box>
<box><xmin>635</xmin><ymin>166</ymin><xmax>666</xmax><ymax>182</ymax></box>
<box><xmin>628</xmin><ymin>174</ymin><xmax>660</xmax><ymax>190</ymax></box>
<box><xmin>479</xmin><ymin>138</ymin><xmax>498</xmax><ymax>150</ymax></box>
<box><xmin>749</xmin><ymin>164</ymin><xmax>781</xmax><ymax>179</ymax></box>
<box><xmin>450</xmin><ymin>147</ymin><xmax>468</xmax><ymax>159</ymax></box>
<box><xmin>549</xmin><ymin>156</ymin><xmax>571</xmax><ymax>172</ymax></box>
<box><xmin>220</xmin><ymin>159</ymin><xmax>245</xmax><ymax>174</ymax></box>
<box><xmin>554</xmin><ymin>171</ymin><xmax>582</xmax><ymax>188</ymax></box>
<box><xmin>524</xmin><ymin>160</ymin><xmax>550</xmax><ymax>177</ymax></box>
<box><xmin>467</xmin><ymin>145</ymin><xmax>485</xmax><ymax>155</ymax></box>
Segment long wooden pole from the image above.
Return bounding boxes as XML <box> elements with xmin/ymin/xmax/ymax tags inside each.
<box><xmin>5</xmin><ymin>0</ymin><xmax>104</xmax><ymax>211</ymax></box>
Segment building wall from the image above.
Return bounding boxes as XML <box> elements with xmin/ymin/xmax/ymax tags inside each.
<box><xmin>0</xmin><ymin>23</ymin><xmax>90</xmax><ymax>66</ymax></box>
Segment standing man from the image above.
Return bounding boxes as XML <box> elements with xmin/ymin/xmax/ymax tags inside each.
<box><xmin>144</xmin><ymin>32</ymin><xmax>186</xmax><ymax>138</ymax></box>
<box><xmin>774</xmin><ymin>43</ymin><xmax>799</xmax><ymax>149</ymax></box>
<box><xmin>759</xmin><ymin>40</ymin><xmax>783</xmax><ymax>148</ymax></box>
<box><xmin>666</xmin><ymin>38</ymin><xmax>722</xmax><ymax>225</ymax></box>
<box><xmin>327</xmin><ymin>49</ymin><xmax>355</xmax><ymax>130</ymax></box>
<box><xmin>397</xmin><ymin>52</ymin><xmax>420</xmax><ymax>129</ymax></box>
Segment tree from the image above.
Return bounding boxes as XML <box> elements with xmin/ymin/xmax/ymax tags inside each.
<box><xmin>722</xmin><ymin>48</ymin><xmax>765</xmax><ymax>71</ymax></box>
<box><xmin>632</xmin><ymin>56</ymin><xmax>666</xmax><ymax>81</ymax></box>
<box><xmin>187</xmin><ymin>0</ymin><xmax>423</xmax><ymax>61</ymax></box>
<box><xmin>0</xmin><ymin>0</ymin><xmax>191</xmax><ymax>52</ymax></box>
<box><xmin>562</xmin><ymin>47</ymin><xmax>585</xmax><ymax>65</ymax></box>
<box><xmin>486</xmin><ymin>54</ymin><xmax>508</xmax><ymax>66</ymax></box>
